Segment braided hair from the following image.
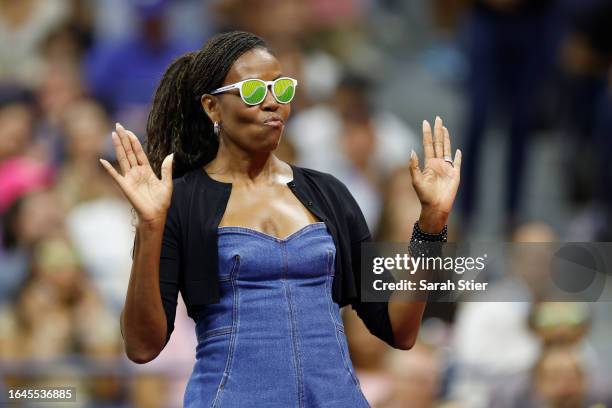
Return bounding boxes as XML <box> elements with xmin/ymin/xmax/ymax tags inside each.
<box><xmin>145</xmin><ymin>31</ymin><xmax>268</xmax><ymax>179</ymax></box>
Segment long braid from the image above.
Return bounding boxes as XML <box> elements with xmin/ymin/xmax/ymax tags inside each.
<box><xmin>145</xmin><ymin>31</ymin><xmax>267</xmax><ymax>179</ymax></box>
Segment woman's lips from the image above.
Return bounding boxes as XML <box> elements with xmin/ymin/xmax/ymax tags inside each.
<box><xmin>263</xmin><ymin>119</ymin><xmax>284</xmax><ymax>128</ymax></box>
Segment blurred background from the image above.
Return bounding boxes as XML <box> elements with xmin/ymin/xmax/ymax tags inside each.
<box><xmin>0</xmin><ymin>0</ymin><xmax>611</xmax><ymax>407</ymax></box>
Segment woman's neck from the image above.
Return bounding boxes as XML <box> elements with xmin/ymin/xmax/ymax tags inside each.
<box><xmin>204</xmin><ymin>143</ymin><xmax>283</xmax><ymax>185</ymax></box>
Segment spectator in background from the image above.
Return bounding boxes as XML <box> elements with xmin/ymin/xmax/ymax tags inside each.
<box><xmin>214</xmin><ymin>0</ymin><xmax>345</xmax><ymax>113</ymax></box>
<box><xmin>0</xmin><ymin>96</ymin><xmax>54</xmax><ymax>214</ymax></box>
<box><xmin>458</xmin><ymin>0</ymin><xmax>561</xmax><ymax>234</ymax></box>
<box><xmin>34</xmin><ymin>60</ymin><xmax>85</xmax><ymax>166</ymax></box>
<box><xmin>0</xmin><ymin>94</ymin><xmax>56</xmax><ymax>300</ymax></box>
<box><xmin>449</xmin><ymin>222</ymin><xmax>558</xmax><ymax>408</ymax></box>
<box><xmin>560</xmin><ymin>0</ymin><xmax>612</xmax><ymax>241</ymax></box>
<box><xmin>490</xmin><ymin>344</ymin><xmax>612</xmax><ymax>408</ymax></box>
<box><xmin>0</xmin><ymin>189</ymin><xmax>65</xmax><ymax>300</ymax></box>
<box><xmin>386</xmin><ymin>341</ymin><xmax>442</xmax><ymax>408</ymax></box>
<box><xmin>40</xmin><ymin>22</ymin><xmax>90</xmax><ymax>67</ymax></box>
<box><xmin>64</xmin><ymin>180</ymin><xmax>134</xmax><ymax>316</ymax></box>
<box><xmin>592</xmin><ymin>73</ymin><xmax>612</xmax><ymax>238</ymax></box>
<box><xmin>0</xmin><ymin>236</ymin><xmax>121</xmax><ymax>406</ymax></box>
<box><xmin>84</xmin><ymin>0</ymin><xmax>196</xmax><ymax>135</ymax></box>
<box><xmin>0</xmin><ymin>237</ymin><xmax>120</xmax><ymax>361</ymax></box>
<box><xmin>0</xmin><ymin>0</ymin><xmax>70</xmax><ymax>88</ymax></box>
<box><xmin>54</xmin><ymin>99</ymin><xmax>115</xmax><ymax>210</ymax></box>
<box><xmin>288</xmin><ymin>73</ymin><xmax>418</xmax><ymax>230</ymax></box>
<box><xmin>0</xmin><ymin>94</ymin><xmax>33</xmax><ymax>161</ymax></box>
<box><xmin>527</xmin><ymin>302</ymin><xmax>609</xmax><ymax>394</ymax></box>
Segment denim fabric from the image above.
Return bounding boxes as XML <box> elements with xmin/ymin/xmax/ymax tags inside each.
<box><xmin>184</xmin><ymin>222</ymin><xmax>371</xmax><ymax>408</ymax></box>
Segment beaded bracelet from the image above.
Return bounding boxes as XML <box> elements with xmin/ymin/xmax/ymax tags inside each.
<box><xmin>410</xmin><ymin>221</ymin><xmax>448</xmax><ymax>243</ymax></box>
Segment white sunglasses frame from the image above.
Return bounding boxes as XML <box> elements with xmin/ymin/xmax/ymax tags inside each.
<box><xmin>209</xmin><ymin>77</ymin><xmax>298</xmax><ymax>105</ymax></box>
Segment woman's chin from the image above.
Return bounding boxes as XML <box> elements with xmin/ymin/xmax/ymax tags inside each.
<box><xmin>257</xmin><ymin>130</ymin><xmax>283</xmax><ymax>150</ymax></box>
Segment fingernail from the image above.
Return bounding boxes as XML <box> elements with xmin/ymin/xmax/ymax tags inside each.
<box><xmin>116</xmin><ymin>122</ymin><xmax>123</xmax><ymax>130</ymax></box>
<box><xmin>411</xmin><ymin>149</ymin><xmax>416</xmax><ymax>159</ymax></box>
<box><xmin>422</xmin><ymin>120</ymin><xmax>428</xmax><ymax>129</ymax></box>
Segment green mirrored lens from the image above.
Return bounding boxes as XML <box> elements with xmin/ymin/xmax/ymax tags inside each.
<box><xmin>273</xmin><ymin>78</ymin><xmax>295</xmax><ymax>103</ymax></box>
<box><xmin>241</xmin><ymin>80</ymin><xmax>266</xmax><ymax>104</ymax></box>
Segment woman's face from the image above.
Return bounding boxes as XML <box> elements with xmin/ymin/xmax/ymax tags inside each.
<box><xmin>202</xmin><ymin>48</ymin><xmax>291</xmax><ymax>154</ymax></box>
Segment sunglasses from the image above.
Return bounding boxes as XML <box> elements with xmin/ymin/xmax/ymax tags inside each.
<box><xmin>209</xmin><ymin>77</ymin><xmax>298</xmax><ymax>106</ymax></box>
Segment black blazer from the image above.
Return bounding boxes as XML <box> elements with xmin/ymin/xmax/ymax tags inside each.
<box><xmin>135</xmin><ymin>164</ymin><xmax>395</xmax><ymax>347</ymax></box>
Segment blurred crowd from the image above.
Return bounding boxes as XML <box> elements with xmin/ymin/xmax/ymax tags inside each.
<box><xmin>0</xmin><ymin>0</ymin><xmax>611</xmax><ymax>407</ymax></box>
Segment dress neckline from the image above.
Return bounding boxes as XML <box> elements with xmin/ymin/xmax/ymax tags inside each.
<box><xmin>217</xmin><ymin>222</ymin><xmax>326</xmax><ymax>243</ymax></box>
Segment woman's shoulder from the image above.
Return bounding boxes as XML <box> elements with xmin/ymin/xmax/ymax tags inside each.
<box><xmin>170</xmin><ymin>168</ymin><xmax>201</xmax><ymax>193</ymax></box>
<box><xmin>292</xmin><ymin>164</ymin><xmax>361</xmax><ymax>211</ymax></box>
<box><xmin>292</xmin><ymin>164</ymin><xmax>348</xmax><ymax>192</ymax></box>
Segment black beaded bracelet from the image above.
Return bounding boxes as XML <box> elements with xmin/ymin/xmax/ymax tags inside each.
<box><xmin>410</xmin><ymin>221</ymin><xmax>448</xmax><ymax>243</ymax></box>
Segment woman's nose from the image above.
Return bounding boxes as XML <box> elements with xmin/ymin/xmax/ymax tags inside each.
<box><xmin>260</xmin><ymin>85</ymin><xmax>279</xmax><ymax>110</ymax></box>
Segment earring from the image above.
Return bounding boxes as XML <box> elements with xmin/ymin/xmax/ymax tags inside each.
<box><xmin>213</xmin><ymin>121</ymin><xmax>220</xmax><ymax>137</ymax></box>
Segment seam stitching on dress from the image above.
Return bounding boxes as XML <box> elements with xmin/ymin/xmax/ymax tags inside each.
<box><xmin>211</xmin><ymin>254</ymin><xmax>240</xmax><ymax>408</ymax></box>
<box><xmin>282</xmin><ymin>243</ymin><xmax>304</xmax><ymax>408</ymax></box>
<box><xmin>325</xmin><ymin>249</ymin><xmax>360</xmax><ymax>387</ymax></box>
<box><xmin>199</xmin><ymin>326</ymin><xmax>232</xmax><ymax>342</ymax></box>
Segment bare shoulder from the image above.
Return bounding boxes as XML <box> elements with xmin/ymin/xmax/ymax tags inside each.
<box><xmin>275</xmin><ymin>159</ymin><xmax>295</xmax><ymax>184</ymax></box>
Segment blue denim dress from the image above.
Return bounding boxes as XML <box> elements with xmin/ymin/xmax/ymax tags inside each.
<box><xmin>183</xmin><ymin>222</ymin><xmax>371</xmax><ymax>408</ymax></box>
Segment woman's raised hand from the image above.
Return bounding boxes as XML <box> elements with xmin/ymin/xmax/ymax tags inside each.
<box><xmin>99</xmin><ymin>123</ymin><xmax>174</xmax><ymax>226</ymax></box>
<box><xmin>409</xmin><ymin>116</ymin><xmax>462</xmax><ymax>233</ymax></box>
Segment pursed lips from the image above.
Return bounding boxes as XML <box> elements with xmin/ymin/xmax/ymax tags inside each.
<box><xmin>263</xmin><ymin>116</ymin><xmax>284</xmax><ymax>128</ymax></box>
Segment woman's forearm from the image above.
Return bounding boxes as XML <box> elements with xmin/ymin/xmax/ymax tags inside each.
<box><xmin>387</xmin><ymin>299</ymin><xmax>427</xmax><ymax>350</ymax></box>
<box><xmin>387</xmin><ymin>213</ymin><xmax>446</xmax><ymax>349</ymax></box>
<box><xmin>121</xmin><ymin>217</ymin><xmax>168</xmax><ymax>363</ymax></box>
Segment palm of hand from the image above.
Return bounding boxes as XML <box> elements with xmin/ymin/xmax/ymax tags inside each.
<box><xmin>409</xmin><ymin>117</ymin><xmax>462</xmax><ymax>219</ymax></box>
<box><xmin>99</xmin><ymin>123</ymin><xmax>174</xmax><ymax>225</ymax></box>
<box><xmin>123</xmin><ymin>165</ymin><xmax>172</xmax><ymax>219</ymax></box>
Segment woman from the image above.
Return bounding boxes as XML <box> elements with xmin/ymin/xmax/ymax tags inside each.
<box><xmin>99</xmin><ymin>31</ymin><xmax>461</xmax><ymax>407</ymax></box>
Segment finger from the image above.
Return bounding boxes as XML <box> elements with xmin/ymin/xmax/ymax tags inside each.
<box><xmin>116</xmin><ymin>123</ymin><xmax>138</xmax><ymax>168</ymax></box>
<box><xmin>409</xmin><ymin>149</ymin><xmax>422</xmax><ymax>184</ymax></box>
<box><xmin>453</xmin><ymin>148</ymin><xmax>462</xmax><ymax>170</ymax></box>
<box><xmin>433</xmin><ymin>116</ymin><xmax>444</xmax><ymax>158</ymax></box>
<box><xmin>126</xmin><ymin>130</ymin><xmax>150</xmax><ymax>167</ymax></box>
<box><xmin>111</xmin><ymin>131</ymin><xmax>130</xmax><ymax>175</ymax></box>
<box><xmin>443</xmin><ymin>126</ymin><xmax>452</xmax><ymax>158</ymax></box>
<box><xmin>422</xmin><ymin>120</ymin><xmax>434</xmax><ymax>159</ymax></box>
<box><xmin>161</xmin><ymin>153</ymin><xmax>174</xmax><ymax>183</ymax></box>
<box><xmin>99</xmin><ymin>158</ymin><xmax>124</xmax><ymax>186</ymax></box>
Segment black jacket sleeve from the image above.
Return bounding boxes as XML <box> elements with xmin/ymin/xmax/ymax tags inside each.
<box><xmin>334</xmin><ymin>177</ymin><xmax>396</xmax><ymax>347</ymax></box>
<box><xmin>349</xmin><ymin>233</ymin><xmax>396</xmax><ymax>348</ymax></box>
<box><xmin>158</xmin><ymin>184</ymin><xmax>182</xmax><ymax>346</ymax></box>
<box><xmin>130</xmin><ymin>180</ymin><xmax>183</xmax><ymax>347</ymax></box>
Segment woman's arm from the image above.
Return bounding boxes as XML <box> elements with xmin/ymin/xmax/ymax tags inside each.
<box><xmin>121</xmin><ymin>192</ymin><xmax>182</xmax><ymax>363</ymax></box>
<box><xmin>121</xmin><ymin>219</ymin><xmax>169</xmax><ymax>363</ymax></box>
<box><xmin>387</xmin><ymin>210</ymin><xmax>447</xmax><ymax>350</ymax></box>
<box><xmin>350</xmin><ymin>212</ymin><xmax>446</xmax><ymax>350</ymax></box>
<box><xmin>99</xmin><ymin>123</ymin><xmax>177</xmax><ymax>364</ymax></box>
<box><xmin>388</xmin><ymin>117</ymin><xmax>461</xmax><ymax>349</ymax></box>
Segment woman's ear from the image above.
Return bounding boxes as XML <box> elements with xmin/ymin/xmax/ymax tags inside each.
<box><xmin>201</xmin><ymin>94</ymin><xmax>219</xmax><ymax>124</ymax></box>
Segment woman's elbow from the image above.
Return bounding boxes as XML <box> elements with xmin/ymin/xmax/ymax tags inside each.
<box><xmin>393</xmin><ymin>336</ymin><xmax>417</xmax><ymax>350</ymax></box>
<box><xmin>123</xmin><ymin>335</ymin><xmax>165</xmax><ymax>364</ymax></box>
<box><xmin>392</xmin><ymin>329</ymin><xmax>419</xmax><ymax>350</ymax></box>
<box><xmin>125</xmin><ymin>347</ymin><xmax>161</xmax><ymax>364</ymax></box>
